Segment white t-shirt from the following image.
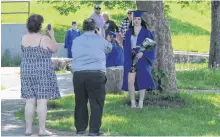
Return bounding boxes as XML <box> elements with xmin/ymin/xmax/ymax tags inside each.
<box><xmin>131</xmin><ymin>35</ymin><xmax>138</xmax><ymax>49</ymax></box>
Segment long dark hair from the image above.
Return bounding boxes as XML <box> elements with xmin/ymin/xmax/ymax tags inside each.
<box><xmin>129</xmin><ymin>18</ymin><xmax>148</xmax><ymax>36</ymax></box>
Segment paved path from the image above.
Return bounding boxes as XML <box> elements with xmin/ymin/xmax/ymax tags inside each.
<box><xmin>1</xmin><ymin>67</ymin><xmax>75</xmax><ymax>136</ymax></box>
<box><xmin>1</xmin><ymin>67</ymin><xmax>74</xmax><ymax>99</ymax></box>
<box><xmin>1</xmin><ymin>99</ymin><xmax>76</xmax><ymax>136</ymax></box>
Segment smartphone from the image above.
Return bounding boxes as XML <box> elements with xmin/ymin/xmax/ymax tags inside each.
<box><xmin>47</xmin><ymin>24</ymin><xmax>51</xmax><ymax>31</ymax></box>
<box><xmin>95</xmin><ymin>27</ymin><xmax>99</xmax><ymax>34</ymax></box>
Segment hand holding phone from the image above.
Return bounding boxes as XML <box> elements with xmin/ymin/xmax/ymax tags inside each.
<box><xmin>45</xmin><ymin>24</ymin><xmax>54</xmax><ymax>39</ymax></box>
<box><xmin>47</xmin><ymin>24</ymin><xmax>51</xmax><ymax>31</ymax></box>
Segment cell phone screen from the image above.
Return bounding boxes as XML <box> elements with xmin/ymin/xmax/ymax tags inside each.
<box><xmin>47</xmin><ymin>24</ymin><xmax>51</xmax><ymax>31</ymax></box>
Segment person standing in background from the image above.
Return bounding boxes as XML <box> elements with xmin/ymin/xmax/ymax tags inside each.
<box><xmin>103</xmin><ymin>12</ymin><xmax>118</xmax><ymax>38</ymax></box>
<box><xmin>64</xmin><ymin>21</ymin><xmax>80</xmax><ymax>58</ymax></box>
<box><xmin>118</xmin><ymin>9</ymin><xmax>133</xmax><ymax>39</ymax></box>
<box><xmin>90</xmin><ymin>5</ymin><xmax>105</xmax><ymax>38</ymax></box>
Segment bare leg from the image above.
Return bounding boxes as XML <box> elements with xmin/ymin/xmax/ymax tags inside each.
<box><xmin>37</xmin><ymin>99</ymin><xmax>52</xmax><ymax>135</ymax></box>
<box><xmin>138</xmin><ymin>89</ymin><xmax>146</xmax><ymax>108</ymax></box>
<box><xmin>128</xmin><ymin>72</ymin><xmax>136</xmax><ymax>108</ymax></box>
<box><xmin>25</xmin><ymin>98</ymin><xmax>36</xmax><ymax>135</ymax></box>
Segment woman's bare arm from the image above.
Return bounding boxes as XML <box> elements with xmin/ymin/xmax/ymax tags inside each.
<box><xmin>42</xmin><ymin>28</ymin><xmax>59</xmax><ymax>52</ymax></box>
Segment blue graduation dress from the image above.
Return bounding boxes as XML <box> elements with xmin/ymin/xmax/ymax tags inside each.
<box><xmin>106</xmin><ymin>42</ymin><xmax>118</xmax><ymax>67</ymax></box>
<box><xmin>121</xmin><ymin>27</ymin><xmax>156</xmax><ymax>91</ymax></box>
<box><xmin>64</xmin><ymin>29</ymin><xmax>80</xmax><ymax>58</ymax></box>
<box><xmin>106</xmin><ymin>42</ymin><xmax>124</xmax><ymax>67</ymax></box>
<box><xmin>115</xmin><ymin>46</ymin><xmax>124</xmax><ymax>66</ymax></box>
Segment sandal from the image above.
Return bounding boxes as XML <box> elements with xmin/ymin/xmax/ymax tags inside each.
<box><xmin>131</xmin><ymin>101</ymin><xmax>137</xmax><ymax>108</ymax></box>
<box><xmin>138</xmin><ymin>101</ymin><xmax>144</xmax><ymax>109</ymax></box>
<box><xmin>38</xmin><ymin>130</ymin><xmax>53</xmax><ymax>136</ymax></box>
<box><xmin>25</xmin><ymin>132</ymin><xmax>32</xmax><ymax>136</ymax></box>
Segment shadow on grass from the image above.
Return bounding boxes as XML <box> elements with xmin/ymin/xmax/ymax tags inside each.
<box><xmin>53</xmin><ymin>16</ymin><xmax>210</xmax><ymax>43</ymax></box>
<box><xmin>53</xmin><ymin>13</ymin><xmax>125</xmax><ymax>43</ymax></box>
<box><xmin>103</xmin><ymin>92</ymin><xmax>220</xmax><ymax>136</ymax></box>
<box><xmin>176</xmin><ymin>69</ymin><xmax>220</xmax><ymax>90</ymax></box>
<box><xmin>54</xmin><ymin>13</ymin><xmax>125</xmax><ymax>43</ymax></box>
<box><xmin>15</xmin><ymin>92</ymin><xmax>220</xmax><ymax>135</ymax></box>
<box><xmin>54</xmin><ymin>24</ymin><xmax>82</xmax><ymax>43</ymax></box>
<box><xmin>123</xmin><ymin>91</ymin><xmax>185</xmax><ymax>109</ymax></box>
<box><xmin>168</xmin><ymin>17</ymin><xmax>210</xmax><ymax>36</ymax></box>
<box><xmin>108</xmin><ymin>14</ymin><xmax>211</xmax><ymax>37</ymax></box>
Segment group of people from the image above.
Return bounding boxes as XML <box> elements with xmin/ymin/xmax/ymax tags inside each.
<box><xmin>20</xmin><ymin>5</ymin><xmax>156</xmax><ymax>136</ymax></box>
<box><xmin>64</xmin><ymin>5</ymin><xmax>134</xmax><ymax>67</ymax></box>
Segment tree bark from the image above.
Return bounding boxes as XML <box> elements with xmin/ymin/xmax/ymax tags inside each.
<box><xmin>136</xmin><ymin>1</ymin><xmax>177</xmax><ymax>91</ymax></box>
<box><xmin>105</xmin><ymin>67</ymin><xmax>124</xmax><ymax>94</ymax></box>
<box><xmin>209</xmin><ymin>1</ymin><xmax>220</xmax><ymax>68</ymax></box>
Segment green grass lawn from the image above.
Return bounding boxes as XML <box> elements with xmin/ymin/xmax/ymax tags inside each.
<box><xmin>166</xmin><ymin>2</ymin><xmax>211</xmax><ymax>32</ymax></box>
<box><xmin>176</xmin><ymin>63</ymin><xmax>208</xmax><ymax>70</ymax></box>
<box><xmin>2</xmin><ymin>1</ymin><xmax>211</xmax><ymax>53</ymax></box>
<box><xmin>15</xmin><ymin>92</ymin><xmax>220</xmax><ymax>136</ymax></box>
<box><xmin>166</xmin><ymin>2</ymin><xmax>210</xmax><ymax>53</ymax></box>
<box><xmin>55</xmin><ymin>69</ymin><xmax>69</xmax><ymax>74</ymax></box>
<box><xmin>172</xmin><ymin>35</ymin><xmax>210</xmax><ymax>52</ymax></box>
<box><xmin>175</xmin><ymin>63</ymin><xmax>220</xmax><ymax>90</ymax></box>
<box><xmin>176</xmin><ymin>68</ymin><xmax>220</xmax><ymax>90</ymax></box>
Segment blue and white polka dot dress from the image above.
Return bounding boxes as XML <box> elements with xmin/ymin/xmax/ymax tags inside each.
<box><xmin>20</xmin><ymin>45</ymin><xmax>61</xmax><ymax>99</ymax></box>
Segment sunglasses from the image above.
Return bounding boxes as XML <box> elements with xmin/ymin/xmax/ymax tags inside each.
<box><xmin>95</xmin><ymin>8</ymin><xmax>101</xmax><ymax>10</ymax></box>
<box><xmin>127</xmin><ymin>12</ymin><xmax>132</xmax><ymax>14</ymax></box>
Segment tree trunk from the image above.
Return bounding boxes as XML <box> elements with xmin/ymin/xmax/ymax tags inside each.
<box><xmin>136</xmin><ymin>1</ymin><xmax>177</xmax><ymax>91</ymax></box>
<box><xmin>209</xmin><ymin>1</ymin><xmax>220</xmax><ymax>68</ymax></box>
<box><xmin>105</xmin><ymin>67</ymin><xmax>124</xmax><ymax>94</ymax></box>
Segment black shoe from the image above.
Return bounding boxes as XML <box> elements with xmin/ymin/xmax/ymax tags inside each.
<box><xmin>76</xmin><ymin>131</ymin><xmax>86</xmax><ymax>135</ymax></box>
<box><xmin>88</xmin><ymin>131</ymin><xmax>104</xmax><ymax>136</ymax></box>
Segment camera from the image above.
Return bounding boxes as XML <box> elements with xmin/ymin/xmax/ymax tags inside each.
<box><xmin>95</xmin><ymin>27</ymin><xmax>99</xmax><ymax>34</ymax></box>
<box><xmin>47</xmin><ymin>24</ymin><xmax>51</xmax><ymax>31</ymax></box>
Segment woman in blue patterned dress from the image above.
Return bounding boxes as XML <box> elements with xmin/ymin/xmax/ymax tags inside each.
<box><xmin>20</xmin><ymin>14</ymin><xmax>60</xmax><ymax>136</ymax></box>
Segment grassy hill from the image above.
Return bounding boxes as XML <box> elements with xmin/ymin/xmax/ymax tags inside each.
<box><xmin>1</xmin><ymin>1</ymin><xmax>211</xmax><ymax>53</ymax></box>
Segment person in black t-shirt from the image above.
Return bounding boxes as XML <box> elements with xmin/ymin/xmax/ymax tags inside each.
<box><xmin>103</xmin><ymin>12</ymin><xmax>119</xmax><ymax>38</ymax></box>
